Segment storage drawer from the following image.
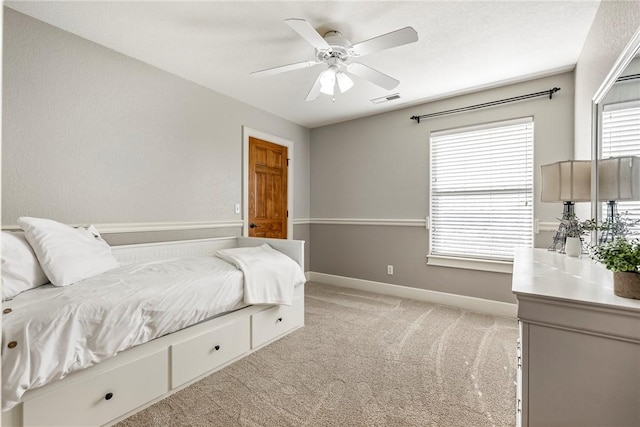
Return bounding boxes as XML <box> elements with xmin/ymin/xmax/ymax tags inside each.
<box><xmin>251</xmin><ymin>297</ymin><xmax>304</xmax><ymax>348</ymax></box>
<box><xmin>23</xmin><ymin>349</ymin><xmax>168</xmax><ymax>427</ymax></box>
<box><xmin>171</xmin><ymin>316</ymin><xmax>250</xmax><ymax>388</ymax></box>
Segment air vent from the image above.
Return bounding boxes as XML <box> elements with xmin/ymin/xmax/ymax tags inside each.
<box><xmin>371</xmin><ymin>93</ymin><xmax>401</xmax><ymax>104</ymax></box>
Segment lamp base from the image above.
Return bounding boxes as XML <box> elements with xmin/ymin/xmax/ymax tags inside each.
<box><xmin>549</xmin><ymin>201</ymin><xmax>574</xmax><ymax>253</ymax></box>
<box><xmin>598</xmin><ymin>200</ymin><xmax>618</xmax><ymax>245</ymax></box>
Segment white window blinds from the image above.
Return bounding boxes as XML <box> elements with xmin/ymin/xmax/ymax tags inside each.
<box><xmin>602</xmin><ymin>101</ymin><xmax>640</xmax><ymax>235</ymax></box>
<box><xmin>430</xmin><ymin>117</ymin><xmax>534</xmax><ymax>261</ymax></box>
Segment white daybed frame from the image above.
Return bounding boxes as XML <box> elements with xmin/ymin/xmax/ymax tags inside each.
<box><xmin>2</xmin><ymin>236</ymin><xmax>306</xmax><ymax>427</ymax></box>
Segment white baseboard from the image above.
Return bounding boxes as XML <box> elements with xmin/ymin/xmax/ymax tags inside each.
<box><xmin>306</xmin><ymin>272</ymin><xmax>517</xmax><ymax>318</ymax></box>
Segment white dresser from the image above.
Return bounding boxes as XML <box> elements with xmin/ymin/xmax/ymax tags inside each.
<box><xmin>512</xmin><ymin>248</ymin><xmax>640</xmax><ymax>427</ymax></box>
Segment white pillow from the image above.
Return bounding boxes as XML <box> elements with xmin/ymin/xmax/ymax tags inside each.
<box><xmin>17</xmin><ymin>217</ymin><xmax>119</xmax><ymax>287</ymax></box>
<box><xmin>1</xmin><ymin>231</ymin><xmax>50</xmax><ymax>300</ymax></box>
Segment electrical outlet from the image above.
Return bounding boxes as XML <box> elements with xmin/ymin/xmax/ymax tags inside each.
<box><xmin>235</xmin><ymin>203</ymin><xmax>240</xmax><ymax>214</ymax></box>
<box><xmin>387</xmin><ymin>265</ymin><xmax>394</xmax><ymax>275</ymax></box>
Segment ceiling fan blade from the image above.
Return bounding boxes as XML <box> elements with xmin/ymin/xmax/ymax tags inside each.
<box><xmin>351</xmin><ymin>27</ymin><xmax>418</xmax><ymax>57</ymax></box>
<box><xmin>285</xmin><ymin>18</ymin><xmax>331</xmax><ymax>51</ymax></box>
<box><xmin>305</xmin><ymin>72</ymin><xmax>324</xmax><ymax>101</ymax></box>
<box><xmin>347</xmin><ymin>63</ymin><xmax>399</xmax><ymax>90</ymax></box>
<box><xmin>251</xmin><ymin>60</ymin><xmax>321</xmax><ymax>78</ymax></box>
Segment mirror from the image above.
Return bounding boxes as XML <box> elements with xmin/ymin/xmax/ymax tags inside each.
<box><xmin>593</xmin><ymin>37</ymin><xmax>640</xmax><ymax>240</ymax></box>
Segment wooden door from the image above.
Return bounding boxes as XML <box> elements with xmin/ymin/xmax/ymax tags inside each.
<box><xmin>248</xmin><ymin>137</ymin><xmax>288</xmax><ymax>238</ymax></box>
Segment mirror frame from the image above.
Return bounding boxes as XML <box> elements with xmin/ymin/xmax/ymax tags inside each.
<box><xmin>591</xmin><ymin>28</ymin><xmax>640</xmax><ymax>232</ymax></box>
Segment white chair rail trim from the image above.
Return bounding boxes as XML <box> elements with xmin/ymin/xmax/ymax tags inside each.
<box><xmin>2</xmin><ymin>218</ymin><xmax>556</xmax><ymax>232</ymax></box>
<box><xmin>297</xmin><ymin>218</ymin><xmax>558</xmax><ymax>231</ymax></box>
<box><xmin>536</xmin><ymin>221</ymin><xmax>560</xmax><ymax>233</ymax></box>
<box><xmin>2</xmin><ymin>220</ymin><xmax>244</xmax><ymax>234</ymax></box>
<box><xmin>304</xmin><ymin>218</ymin><xmax>427</xmax><ymax>227</ymax></box>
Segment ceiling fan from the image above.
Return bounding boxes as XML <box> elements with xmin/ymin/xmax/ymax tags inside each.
<box><xmin>251</xmin><ymin>19</ymin><xmax>418</xmax><ymax>101</ymax></box>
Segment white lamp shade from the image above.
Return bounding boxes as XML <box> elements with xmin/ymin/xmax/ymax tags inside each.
<box><xmin>320</xmin><ymin>67</ymin><xmax>337</xmax><ymax>95</ymax></box>
<box><xmin>336</xmin><ymin>72</ymin><xmax>354</xmax><ymax>93</ymax></box>
<box><xmin>599</xmin><ymin>156</ymin><xmax>640</xmax><ymax>201</ymax></box>
<box><xmin>540</xmin><ymin>160</ymin><xmax>591</xmax><ymax>203</ymax></box>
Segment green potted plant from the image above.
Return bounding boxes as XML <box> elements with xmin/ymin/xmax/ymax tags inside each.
<box><xmin>591</xmin><ymin>238</ymin><xmax>640</xmax><ymax>299</ymax></box>
<box><xmin>589</xmin><ymin>214</ymin><xmax>640</xmax><ymax>299</ymax></box>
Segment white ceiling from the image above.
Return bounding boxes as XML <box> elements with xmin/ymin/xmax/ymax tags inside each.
<box><xmin>6</xmin><ymin>1</ymin><xmax>601</xmax><ymax>129</ymax></box>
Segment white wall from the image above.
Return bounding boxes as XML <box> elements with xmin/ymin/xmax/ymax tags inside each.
<box><xmin>2</xmin><ymin>8</ymin><xmax>310</xmax><ymax>233</ymax></box>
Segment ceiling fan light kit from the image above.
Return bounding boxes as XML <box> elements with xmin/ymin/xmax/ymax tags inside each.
<box><xmin>319</xmin><ymin>66</ymin><xmax>338</xmax><ymax>95</ymax></box>
<box><xmin>251</xmin><ymin>18</ymin><xmax>418</xmax><ymax>102</ymax></box>
<box><xmin>318</xmin><ymin>65</ymin><xmax>354</xmax><ymax>97</ymax></box>
<box><xmin>336</xmin><ymin>72</ymin><xmax>354</xmax><ymax>93</ymax></box>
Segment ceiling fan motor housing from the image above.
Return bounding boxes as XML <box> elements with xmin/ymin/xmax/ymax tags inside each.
<box><xmin>317</xmin><ymin>30</ymin><xmax>354</xmax><ymax>65</ymax></box>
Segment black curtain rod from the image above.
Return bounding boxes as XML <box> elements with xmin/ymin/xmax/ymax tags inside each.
<box><xmin>617</xmin><ymin>73</ymin><xmax>640</xmax><ymax>82</ymax></box>
<box><xmin>410</xmin><ymin>87</ymin><xmax>561</xmax><ymax>123</ymax></box>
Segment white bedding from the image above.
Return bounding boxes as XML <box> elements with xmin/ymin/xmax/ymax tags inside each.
<box><xmin>1</xmin><ymin>256</ymin><xmax>245</xmax><ymax>411</ymax></box>
<box><xmin>216</xmin><ymin>244</ymin><xmax>307</xmax><ymax>306</ymax></box>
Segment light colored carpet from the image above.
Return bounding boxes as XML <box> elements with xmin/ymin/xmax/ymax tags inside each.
<box><xmin>116</xmin><ymin>282</ymin><xmax>518</xmax><ymax>427</ymax></box>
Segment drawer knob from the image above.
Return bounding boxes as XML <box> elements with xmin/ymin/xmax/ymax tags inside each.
<box><xmin>105</xmin><ymin>392</ymin><xmax>114</xmax><ymax>401</ymax></box>
<box><xmin>277</xmin><ymin>317</ymin><xmax>283</xmax><ymax>322</ymax></box>
<box><xmin>214</xmin><ymin>345</ymin><xmax>220</xmax><ymax>351</ymax></box>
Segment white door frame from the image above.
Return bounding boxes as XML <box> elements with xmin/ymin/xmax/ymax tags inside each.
<box><xmin>242</xmin><ymin>126</ymin><xmax>294</xmax><ymax>239</ymax></box>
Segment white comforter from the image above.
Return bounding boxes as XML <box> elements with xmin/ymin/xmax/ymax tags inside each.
<box><xmin>1</xmin><ymin>256</ymin><xmax>245</xmax><ymax>411</ymax></box>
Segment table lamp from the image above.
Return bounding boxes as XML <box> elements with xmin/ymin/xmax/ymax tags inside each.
<box><xmin>540</xmin><ymin>160</ymin><xmax>591</xmax><ymax>252</ymax></box>
<box><xmin>598</xmin><ymin>156</ymin><xmax>640</xmax><ymax>243</ymax></box>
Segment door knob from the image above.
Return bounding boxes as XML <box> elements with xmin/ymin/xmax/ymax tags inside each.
<box><xmin>249</xmin><ymin>223</ymin><xmax>260</xmax><ymax>228</ymax></box>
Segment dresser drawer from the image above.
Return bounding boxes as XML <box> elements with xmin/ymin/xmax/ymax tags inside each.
<box><xmin>23</xmin><ymin>349</ymin><xmax>168</xmax><ymax>427</ymax></box>
<box><xmin>171</xmin><ymin>316</ymin><xmax>250</xmax><ymax>388</ymax></box>
<box><xmin>251</xmin><ymin>297</ymin><xmax>304</xmax><ymax>348</ymax></box>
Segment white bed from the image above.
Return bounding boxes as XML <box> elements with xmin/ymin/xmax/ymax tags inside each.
<box><xmin>2</xmin><ymin>236</ymin><xmax>306</xmax><ymax>427</ymax></box>
<box><xmin>3</xmin><ymin>256</ymin><xmax>246</xmax><ymax>410</ymax></box>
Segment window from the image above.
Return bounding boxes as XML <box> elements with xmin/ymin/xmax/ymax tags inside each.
<box><xmin>601</xmin><ymin>101</ymin><xmax>640</xmax><ymax>236</ymax></box>
<box><xmin>429</xmin><ymin>117</ymin><xmax>534</xmax><ymax>263</ymax></box>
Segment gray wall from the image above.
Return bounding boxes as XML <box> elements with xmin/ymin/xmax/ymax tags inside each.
<box><xmin>310</xmin><ymin>72</ymin><xmax>575</xmax><ymax>303</ymax></box>
<box><xmin>2</xmin><ymin>8</ymin><xmax>311</xmax><ymax>268</ymax></box>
